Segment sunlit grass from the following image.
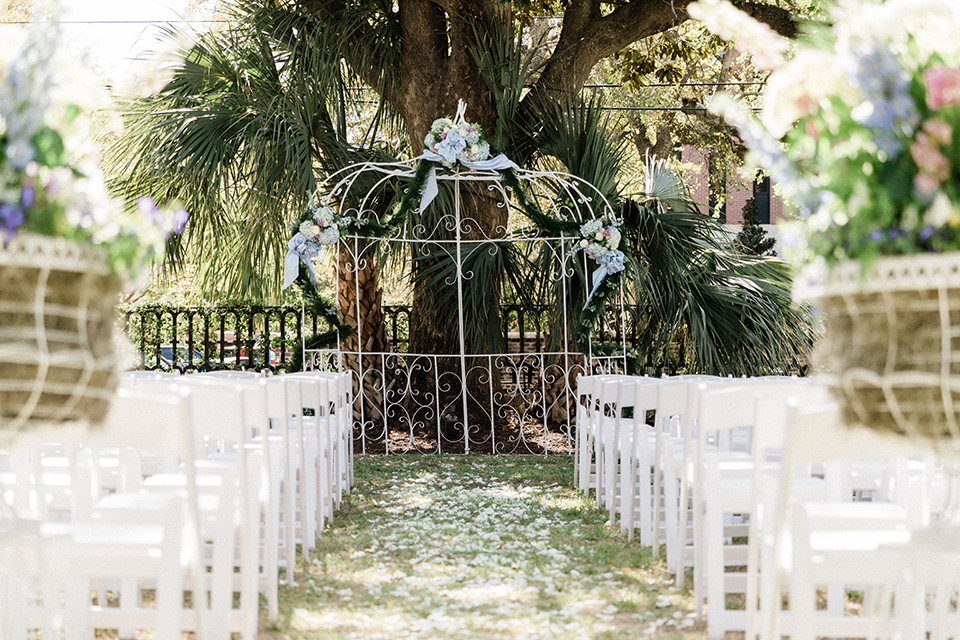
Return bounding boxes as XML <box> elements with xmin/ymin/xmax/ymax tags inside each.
<box><xmin>260</xmin><ymin>455</ymin><xmax>707</xmax><ymax>639</ymax></box>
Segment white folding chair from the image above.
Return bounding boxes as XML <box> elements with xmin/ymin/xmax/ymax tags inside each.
<box><xmin>1</xmin><ymin>386</ymin><xmax>207</xmax><ymax>640</ymax></box>
<box><xmin>697</xmin><ymin>379</ymin><xmax>829</xmax><ymax>638</ymax></box>
<box><xmin>98</xmin><ymin>377</ymin><xmax>266</xmax><ymax>640</ymax></box>
<box><xmin>759</xmin><ymin>401</ymin><xmax>928</xmax><ymax>640</ymax></box>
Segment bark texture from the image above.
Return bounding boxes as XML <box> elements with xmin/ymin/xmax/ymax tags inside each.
<box><xmin>337</xmin><ymin>241</ymin><xmax>389</xmax><ymax>429</ymax></box>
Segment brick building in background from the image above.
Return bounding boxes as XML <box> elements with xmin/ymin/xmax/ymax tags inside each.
<box><xmin>681</xmin><ymin>146</ymin><xmax>789</xmax><ymax>251</ymax></box>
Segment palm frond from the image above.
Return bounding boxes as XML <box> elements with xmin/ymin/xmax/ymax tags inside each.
<box><xmin>619</xmin><ymin>190</ymin><xmax>814</xmax><ymax>375</ymax></box>
<box><xmin>464</xmin><ymin>12</ymin><xmax>550</xmax><ymax>164</ymax></box>
<box><xmin>106</xmin><ymin>2</ymin><xmax>403</xmax><ymax>301</ymax></box>
<box><xmin>533</xmin><ymin>93</ymin><xmax>627</xmax><ymax>204</ymax></box>
<box><xmin>643</xmin><ymin>153</ymin><xmax>689</xmax><ymax>212</ymax></box>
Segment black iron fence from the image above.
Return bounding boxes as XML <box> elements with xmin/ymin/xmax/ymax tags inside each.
<box><xmin>121</xmin><ymin>303</ymin><xmax>802</xmax><ymax>375</ymax></box>
<box><xmin>120</xmin><ymin>303</ymin><xmax>637</xmax><ymax>373</ymax></box>
<box><xmin>122</xmin><ymin>305</ymin><xmax>324</xmax><ymax>374</ymax></box>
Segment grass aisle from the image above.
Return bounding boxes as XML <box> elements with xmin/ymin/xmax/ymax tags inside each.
<box><xmin>262</xmin><ymin>455</ymin><xmax>706</xmax><ymax>639</ymax></box>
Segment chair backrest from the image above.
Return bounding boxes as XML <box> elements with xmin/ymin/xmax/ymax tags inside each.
<box><xmin>697</xmin><ymin>378</ymin><xmax>818</xmax><ymax>454</ymax></box>
<box><xmin>752</xmin><ymin>383</ymin><xmax>831</xmax><ymax>464</ymax></box>
<box><xmin>92</xmin><ymin>385</ymin><xmax>193</xmax><ymax>457</ymax></box>
<box><xmin>178</xmin><ymin>374</ymin><xmax>271</xmax><ymax>439</ymax></box>
<box><xmin>786</xmin><ymin>401</ymin><xmax>917</xmax><ymax>466</ymax></box>
<box><xmin>657</xmin><ymin>378</ymin><xmax>689</xmax><ymax>420</ymax></box>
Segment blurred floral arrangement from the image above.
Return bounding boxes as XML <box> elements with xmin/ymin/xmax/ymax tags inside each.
<box><xmin>0</xmin><ymin>14</ymin><xmax>187</xmax><ymax>279</ymax></box>
<box><xmin>692</xmin><ymin>0</ymin><xmax>960</xmax><ymax>264</ymax></box>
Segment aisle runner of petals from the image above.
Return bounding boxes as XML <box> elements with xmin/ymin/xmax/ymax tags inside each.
<box><xmin>271</xmin><ymin>457</ymin><xmax>705</xmax><ymax>640</ymax></box>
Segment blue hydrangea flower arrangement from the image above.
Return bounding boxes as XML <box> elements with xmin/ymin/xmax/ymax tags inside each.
<box><xmin>698</xmin><ymin>0</ymin><xmax>960</xmax><ymax>264</ymax></box>
<box><xmin>423</xmin><ymin>117</ymin><xmax>491</xmax><ymax>167</ymax></box>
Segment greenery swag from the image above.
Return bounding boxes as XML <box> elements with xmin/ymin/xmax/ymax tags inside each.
<box><xmin>286</xmin><ymin>116</ymin><xmax>632</xmax><ymax>354</ymax></box>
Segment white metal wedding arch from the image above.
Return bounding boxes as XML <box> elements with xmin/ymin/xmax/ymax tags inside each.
<box><xmin>304</xmin><ymin>160</ymin><xmax>627</xmax><ymax>454</ymax></box>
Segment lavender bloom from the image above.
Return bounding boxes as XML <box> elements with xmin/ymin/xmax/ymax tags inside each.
<box><xmin>846</xmin><ymin>47</ymin><xmax>919</xmax><ymax>153</ymax></box>
<box><xmin>5</xmin><ymin>139</ymin><xmax>35</xmax><ymax>169</ymax></box>
<box><xmin>869</xmin><ymin>229</ymin><xmax>886</xmax><ymax>242</ymax></box>
<box><xmin>137</xmin><ymin>196</ymin><xmax>164</xmax><ymax>225</ymax></box>
<box><xmin>874</xmin><ymin>133</ymin><xmax>902</xmax><ymax>157</ymax></box>
<box><xmin>919</xmin><ymin>226</ymin><xmax>936</xmax><ymax>241</ymax></box>
<box><xmin>0</xmin><ymin>202</ymin><xmax>25</xmax><ymax>241</ymax></box>
<box><xmin>20</xmin><ymin>186</ymin><xmax>34</xmax><ymax>209</ymax></box>
<box><xmin>171</xmin><ymin>208</ymin><xmax>189</xmax><ymax>235</ymax></box>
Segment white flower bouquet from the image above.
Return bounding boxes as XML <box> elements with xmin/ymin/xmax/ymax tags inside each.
<box><xmin>423</xmin><ymin>117</ymin><xmax>491</xmax><ymax>167</ymax></box>
<box><xmin>578</xmin><ymin>216</ymin><xmax>626</xmax><ymax>305</ymax></box>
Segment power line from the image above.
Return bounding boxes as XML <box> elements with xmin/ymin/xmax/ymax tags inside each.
<box><xmin>602</xmin><ymin>106</ymin><xmax>760</xmax><ymax>112</ymax></box>
<box><xmin>0</xmin><ymin>19</ymin><xmax>227</xmax><ymax>25</ymax></box>
<box><xmin>585</xmin><ymin>81</ymin><xmax>766</xmax><ymax>88</ymax></box>
<box><xmin>345</xmin><ymin>80</ymin><xmax>766</xmax><ymax>92</ymax></box>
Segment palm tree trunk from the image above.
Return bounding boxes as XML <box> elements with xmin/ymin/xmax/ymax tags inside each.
<box><xmin>336</xmin><ymin>239</ymin><xmax>387</xmax><ymax>440</ymax></box>
<box><xmin>406</xmin><ymin>183</ymin><xmax>506</xmax><ymax>446</ymax></box>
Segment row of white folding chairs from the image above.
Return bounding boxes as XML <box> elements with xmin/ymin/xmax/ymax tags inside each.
<box><xmin>131</xmin><ymin>370</ymin><xmax>354</xmax><ymax>569</ymax></box>
<box><xmin>122</xmin><ymin>371</ymin><xmax>354</xmax><ymax>585</ymax></box>
<box><xmin>0</xmin><ymin>369</ymin><xmax>353</xmax><ymax>640</ymax></box>
<box><xmin>755</xmin><ymin>400</ymin><xmax>960</xmax><ymax>640</ymax></box>
<box><xmin>574</xmin><ymin>373</ymin><xmax>947</xmax><ymax>639</ymax></box>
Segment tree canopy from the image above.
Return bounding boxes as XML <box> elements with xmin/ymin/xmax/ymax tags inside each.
<box><xmin>107</xmin><ymin>0</ymin><xmax>817</xmax><ymax>376</ymax></box>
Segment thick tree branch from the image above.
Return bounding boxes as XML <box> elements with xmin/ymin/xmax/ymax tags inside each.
<box><xmin>736</xmin><ymin>1</ymin><xmax>800</xmax><ymax>38</ymax></box>
<box><xmin>529</xmin><ymin>0</ymin><xmax>798</xmax><ymax>103</ymax></box>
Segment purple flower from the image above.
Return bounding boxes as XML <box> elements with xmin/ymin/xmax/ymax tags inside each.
<box><xmin>171</xmin><ymin>208</ymin><xmax>189</xmax><ymax>235</ymax></box>
<box><xmin>20</xmin><ymin>186</ymin><xmax>35</xmax><ymax>210</ymax></box>
<box><xmin>137</xmin><ymin>196</ymin><xmax>163</xmax><ymax>224</ymax></box>
<box><xmin>0</xmin><ymin>202</ymin><xmax>25</xmax><ymax>243</ymax></box>
<box><xmin>919</xmin><ymin>226</ymin><xmax>936</xmax><ymax>241</ymax></box>
<box><xmin>869</xmin><ymin>229</ymin><xmax>886</xmax><ymax>242</ymax></box>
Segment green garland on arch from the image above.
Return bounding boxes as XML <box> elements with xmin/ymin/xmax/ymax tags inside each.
<box><xmin>285</xmin><ymin>269</ymin><xmax>355</xmax><ymax>373</ymax></box>
<box><xmin>290</xmin><ymin>158</ymin><xmax>626</xmax><ymax>355</ymax></box>
<box><xmin>498</xmin><ymin>168</ymin><xmax>628</xmax><ymax>351</ymax></box>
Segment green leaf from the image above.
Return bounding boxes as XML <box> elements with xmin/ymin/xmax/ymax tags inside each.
<box><xmin>62</xmin><ymin>104</ymin><xmax>81</xmax><ymax>122</ymax></box>
<box><xmin>31</xmin><ymin>127</ymin><xmax>66</xmax><ymax>167</ymax></box>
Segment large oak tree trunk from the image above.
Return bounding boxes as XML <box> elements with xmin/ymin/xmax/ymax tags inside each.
<box><xmin>307</xmin><ymin>0</ymin><xmax>800</xmax><ymax>447</ymax></box>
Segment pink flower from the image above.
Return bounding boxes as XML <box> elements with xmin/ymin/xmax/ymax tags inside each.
<box><xmin>911</xmin><ymin>132</ymin><xmax>949</xmax><ymax>185</ymax></box>
<box><xmin>923</xmin><ymin>67</ymin><xmax>960</xmax><ymax>110</ymax></box>
<box><xmin>923</xmin><ymin>118</ymin><xmax>953</xmax><ymax>146</ymax></box>
<box><xmin>915</xmin><ymin>173</ymin><xmax>940</xmax><ymax>199</ymax></box>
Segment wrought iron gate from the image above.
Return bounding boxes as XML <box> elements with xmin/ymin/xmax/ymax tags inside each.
<box><xmin>304</xmin><ymin>162</ymin><xmax>628</xmax><ymax>455</ymax></box>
